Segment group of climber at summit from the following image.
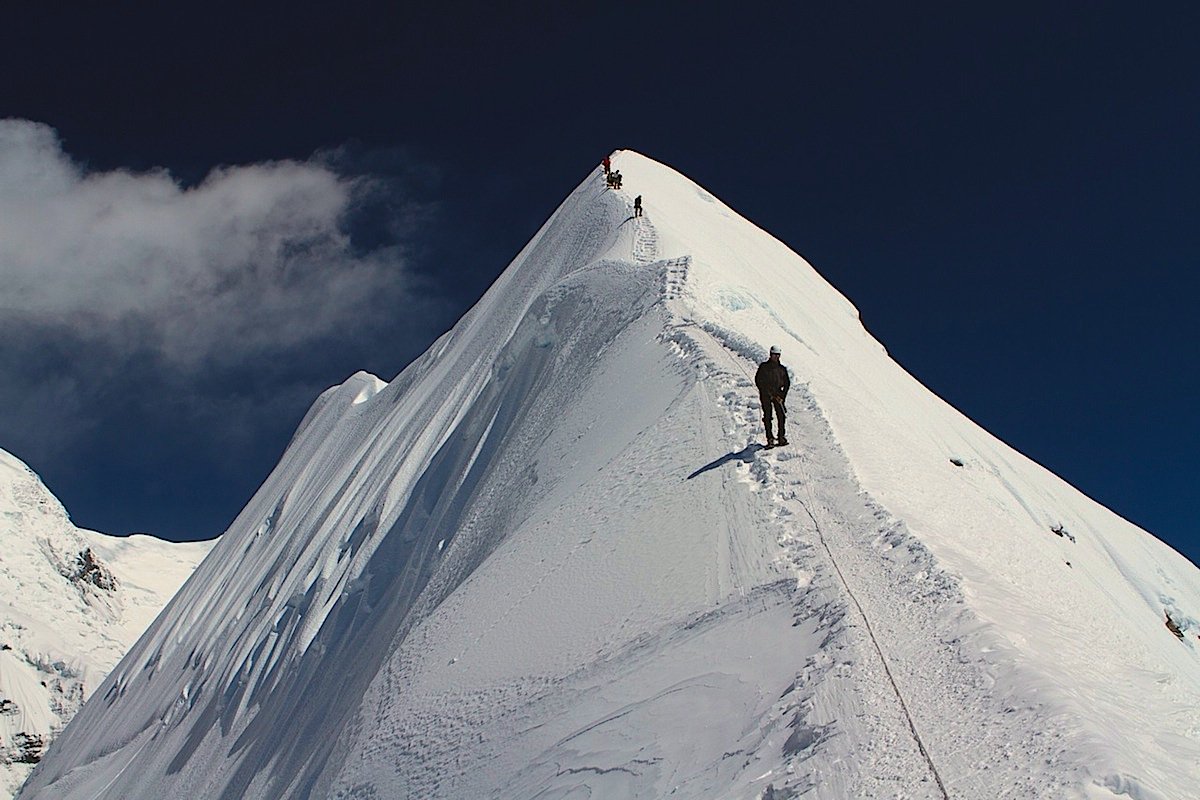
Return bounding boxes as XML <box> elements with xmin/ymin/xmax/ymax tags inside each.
<box><xmin>601</xmin><ymin>155</ymin><xmax>641</xmax><ymax>217</ymax></box>
<box><xmin>602</xmin><ymin>153</ymin><xmax>785</xmax><ymax>449</ymax></box>
<box><xmin>602</xmin><ymin>155</ymin><xmax>623</xmax><ymax>189</ymax></box>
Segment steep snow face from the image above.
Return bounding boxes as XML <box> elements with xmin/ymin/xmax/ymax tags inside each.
<box><xmin>0</xmin><ymin>448</ymin><xmax>213</xmax><ymax>800</ymax></box>
<box><xmin>20</xmin><ymin>153</ymin><xmax>1200</xmax><ymax>800</ymax></box>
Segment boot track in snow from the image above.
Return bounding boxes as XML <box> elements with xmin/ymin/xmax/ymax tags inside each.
<box><xmin>648</xmin><ymin>209</ymin><xmax>1078</xmax><ymax>797</ymax></box>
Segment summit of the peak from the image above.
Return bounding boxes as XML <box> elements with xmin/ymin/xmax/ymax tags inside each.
<box><xmin>604</xmin><ymin>149</ymin><xmax>704</xmax><ymax>191</ymax></box>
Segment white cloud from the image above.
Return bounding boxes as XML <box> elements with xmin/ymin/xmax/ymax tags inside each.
<box><xmin>0</xmin><ymin>119</ymin><xmax>416</xmax><ymax>369</ymax></box>
<box><xmin>0</xmin><ymin>120</ymin><xmax>448</xmax><ymax>473</ymax></box>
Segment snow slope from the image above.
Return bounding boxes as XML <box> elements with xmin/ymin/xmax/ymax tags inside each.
<box><xmin>19</xmin><ymin>152</ymin><xmax>1200</xmax><ymax>800</ymax></box>
<box><xmin>0</xmin><ymin>448</ymin><xmax>213</xmax><ymax>800</ymax></box>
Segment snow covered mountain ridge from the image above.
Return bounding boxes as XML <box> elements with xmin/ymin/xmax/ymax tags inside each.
<box><xmin>18</xmin><ymin>151</ymin><xmax>1200</xmax><ymax>799</ymax></box>
<box><xmin>0</xmin><ymin>448</ymin><xmax>213</xmax><ymax>800</ymax></box>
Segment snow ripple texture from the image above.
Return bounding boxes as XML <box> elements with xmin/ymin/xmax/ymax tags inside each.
<box><xmin>18</xmin><ymin>153</ymin><xmax>1200</xmax><ymax>800</ymax></box>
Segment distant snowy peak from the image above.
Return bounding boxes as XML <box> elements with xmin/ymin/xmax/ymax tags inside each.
<box><xmin>0</xmin><ymin>448</ymin><xmax>213</xmax><ymax>800</ymax></box>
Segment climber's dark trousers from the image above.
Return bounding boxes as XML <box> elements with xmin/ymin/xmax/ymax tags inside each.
<box><xmin>760</xmin><ymin>393</ymin><xmax>786</xmax><ymax>442</ymax></box>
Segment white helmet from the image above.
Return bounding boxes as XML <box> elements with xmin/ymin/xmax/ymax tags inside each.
<box><xmin>769</xmin><ymin>345</ymin><xmax>781</xmax><ymax>355</ymax></box>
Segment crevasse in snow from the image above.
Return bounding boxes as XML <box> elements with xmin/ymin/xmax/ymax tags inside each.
<box><xmin>18</xmin><ymin>152</ymin><xmax>1200</xmax><ymax>800</ymax></box>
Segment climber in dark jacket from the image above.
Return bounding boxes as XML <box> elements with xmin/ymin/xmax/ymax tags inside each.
<box><xmin>755</xmin><ymin>345</ymin><xmax>790</xmax><ymax>446</ymax></box>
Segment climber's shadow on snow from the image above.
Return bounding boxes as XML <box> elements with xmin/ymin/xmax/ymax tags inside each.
<box><xmin>687</xmin><ymin>444</ymin><xmax>764</xmax><ymax>480</ymax></box>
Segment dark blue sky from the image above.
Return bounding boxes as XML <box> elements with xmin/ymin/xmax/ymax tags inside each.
<box><xmin>2</xmin><ymin>2</ymin><xmax>1196</xmax><ymax>564</ymax></box>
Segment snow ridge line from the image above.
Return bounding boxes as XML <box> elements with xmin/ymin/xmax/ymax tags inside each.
<box><xmin>630</xmin><ymin>212</ymin><xmax>952</xmax><ymax>794</ymax></box>
<box><xmin>692</xmin><ymin>323</ymin><xmax>951</xmax><ymax>798</ymax></box>
<box><xmin>677</xmin><ymin>317</ymin><xmax>1080</xmax><ymax>798</ymax></box>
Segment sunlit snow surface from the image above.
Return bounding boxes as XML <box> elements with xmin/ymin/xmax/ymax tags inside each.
<box><xmin>0</xmin><ymin>449</ymin><xmax>213</xmax><ymax>800</ymax></box>
<box><xmin>19</xmin><ymin>153</ymin><xmax>1200</xmax><ymax>800</ymax></box>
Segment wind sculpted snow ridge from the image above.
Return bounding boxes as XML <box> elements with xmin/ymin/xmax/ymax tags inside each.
<box><xmin>19</xmin><ymin>152</ymin><xmax>1200</xmax><ymax>800</ymax></box>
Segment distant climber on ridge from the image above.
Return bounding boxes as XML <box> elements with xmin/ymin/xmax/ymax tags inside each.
<box><xmin>634</xmin><ymin>195</ymin><xmax>643</xmax><ymax>217</ymax></box>
<box><xmin>755</xmin><ymin>346</ymin><xmax>790</xmax><ymax>447</ymax></box>
<box><xmin>602</xmin><ymin>155</ymin><xmax>611</xmax><ymax>175</ymax></box>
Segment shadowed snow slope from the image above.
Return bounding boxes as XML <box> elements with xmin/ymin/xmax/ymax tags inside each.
<box><xmin>0</xmin><ymin>448</ymin><xmax>213</xmax><ymax>800</ymax></box>
<box><xmin>19</xmin><ymin>152</ymin><xmax>1200</xmax><ymax>800</ymax></box>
